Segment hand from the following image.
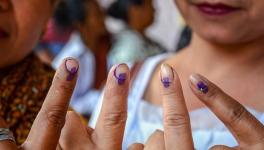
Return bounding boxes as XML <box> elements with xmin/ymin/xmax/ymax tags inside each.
<box><xmin>59</xmin><ymin>64</ymin><xmax>130</xmax><ymax>150</ymax></box>
<box><xmin>129</xmin><ymin>64</ymin><xmax>264</xmax><ymax>150</ymax></box>
<box><xmin>0</xmin><ymin>58</ymin><xmax>79</xmax><ymax>150</ymax></box>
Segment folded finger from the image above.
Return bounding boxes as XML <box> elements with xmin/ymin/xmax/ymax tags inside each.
<box><xmin>189</xmin><ymin>74</ymin><xmax>264</xmax><ymax>145</ymax></box>
<box><xmin>144</xmin><ymin>130</ymin><xmax>165</xmax><ymax>150</ymax></box>
<box><xmin>25</xmin><ymin>58</ymin><xmax>79</xmax><ymax>149</ymax></box>
<box><xmin>160</xmin><ymin>64</ymin><xmax>194</xmax><ymax>150</ymax></box>
<box><xmin>128</xmin><ymin>143</ymin><xmax>144</xmax><ymax>150</ymax></box>
<box><xmin>94</xmin><ymin>64</ymin><xmax>130</xmax><ymax>150</ymax></box>
<box><xmin>209</xmin><ymin>145</ymin><xmax>233</xmax><ymax>150</ymax></box>
<box><xmin>59</xmin><ymin>111</ymin><xmax>92</xmax><ymax>150</ymax></box>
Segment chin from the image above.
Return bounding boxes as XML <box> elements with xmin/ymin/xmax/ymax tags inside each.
<box><xmin>0</xmin><ymin>47</ymin><xmax>32</xmax><ymax>68</ymax></box>
<box><xmin>195</xmin><ymin>25</ymin><xmax>250</xmax><ymax>45</ymax></box>
<box><xmin>203</xmin><ymin>33</ymin><xmax>240</xmax><ymax>45</ymax></box>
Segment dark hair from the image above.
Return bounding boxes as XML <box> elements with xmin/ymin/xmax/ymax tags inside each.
<box><xmin>54</xmin><ymin>0</ymin><xmax>88</xmax><ymax>28</ymax></box>
<box><xmin>107</xmin><ymin>0</ymin><xmax>144</xmax><ymax>22</ymax></box>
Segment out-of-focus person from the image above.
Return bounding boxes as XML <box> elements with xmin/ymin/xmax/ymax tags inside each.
<box><xmin>107</xmin><ymin>0</ymin><xmax>166</xmax><ymax>66</ymax></box>
<box><xmin>52</xmin><ymin>0</ymin><xmax>111</xmax><ymax>117</ymax></box>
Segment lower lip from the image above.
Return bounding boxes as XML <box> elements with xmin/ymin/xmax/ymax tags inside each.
<box><xmin>196</xmin><ymin>4</ymin><xmax>240</xmax><ymax>16</ymax></box>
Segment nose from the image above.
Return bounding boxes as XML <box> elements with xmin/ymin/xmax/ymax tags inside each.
<box><xmin>0</xmin><ymin>0</ymin><xmax>10</xmax><ymax>12</ymax></box>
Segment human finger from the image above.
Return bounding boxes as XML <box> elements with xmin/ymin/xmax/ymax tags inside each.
<box><xmin>160</xmin><ymin>64</ymin><xmax>194</xmax><ymax>150</ymax></box>
<box><xmin>59</xmin><ymin>111</ymin><xmax>93</xmax><ymax>150</ymax></box>
<box><xmin>127</xmin><ymin>143</ymin><xmax>144</xmax><ymax>150</ymax></box>
<box><xmin>94</xmin><ymin>64</ymin><xmax>130</xmax><ymax>150</ymax></box>
<box><xmin>189</xmin><ymin>74</ymin><xmax>264</xmax><ymax>145</ymax></box>
<box><xmin>25</xmin><ymin>58</ymin><xmax>79</xmax><ymax>149</ymax></box>
<box><xmin>144</xmin><ymin>130</ymin><xmax>165</xmax><ymax>150</ymax></box>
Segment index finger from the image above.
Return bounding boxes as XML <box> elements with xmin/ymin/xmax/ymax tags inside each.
<box><xmin>160</xmin><ymin>64</ymin><xmax>194</xmax><ymax>150</ymax></box>
<box><xmin>189</xmin><ymin>74</ymin><xmax>264</xmax><ymax>145</ymax></box>
<box><xmin>94</xmin><ymin>64</ymin><xmax>130</xmax><ymax>150</ymax></box>
<box><xmin>25</xmin><ymin>58</ymin><xmax>79</xmax><ymax>149</ymax></box>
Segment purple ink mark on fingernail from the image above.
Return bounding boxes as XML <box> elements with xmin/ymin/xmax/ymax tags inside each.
<box><xmin>114</xmin><ymin>65</ymin><xmax>127</xmax><ymax>85</ymax></box>
<box><xmin>197</xmin><ymin>82</ymin><xmax>209</xmax><ymax>94</ymax></box>
<box><xmin>65</xmin><ymin>58</ymin><xmax>79</xmax><ymax>81</ymax></box>
<box><xmin>67</xmin><ymin>67</ymin><xmax>78</xmax><ymax>81</ymax></box>
<box><xmin>162</xmin><ymin>77</ymin><xmax>171</xmax><ymax>88</ymax></box>
<box><xmin>117</xmin><ymin>73</ymin><xmax>126</xmax><ymax>85</ymax></box>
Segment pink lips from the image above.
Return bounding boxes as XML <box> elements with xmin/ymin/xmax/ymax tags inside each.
<box><xmin>196</xmin><ymin>3</ymin><xmax>240</xmax><ymax>16</ymax></box>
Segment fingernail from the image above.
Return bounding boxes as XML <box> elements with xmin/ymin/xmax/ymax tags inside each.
<box><xmin>114</xmin><ymin>64</ymin><xmax>127</xmax><ymax>85</ymax></box>
<box><xmin>190</xmin><ymin>74</ymin><xmax>209</xmax><ymax>94</ymax></box>
<box><xmin>160</xmin><ymin>64</ymin><xmax>174</xmax><ymax>88</ymax></box>
<box><xmin>65</xmin><ymin>58</ymin><xmax>79</xmax><ymax>81</ymax></box>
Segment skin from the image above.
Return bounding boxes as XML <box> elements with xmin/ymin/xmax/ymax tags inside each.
<box><xmin>58</xmin><ymin>0</ymin><xmax>264</xmax><ymax>149</ymax></box>
<box><xmin>129</xmin><ymin>65</ymin><xmax>264</xmax><ymax>149</ymax></box>
<box><xmin>128</xmin><ymin>0</ymin><xmax>155</xmax><ymax>34</ymax></box>
<box><xmin>58</xmin><ymin>64</ymin><xmax>264</xmax><ymax>149</ymax></box>
<box><xmin>59</xmin><ymin>64</ymin><xmax>130</xmax><ymax>150</ymax></box>
<box><xmin>0</xmin><ymin>61</ymin><xmax>132</xmax><ymax>150</ymax></box>
<box><xmin>75</xmin><ymin>0</ymin><xmax>108</xmax><ymax>53</ymax></box>
<box><xmin>0</xmin><ymin>0</ymin><xmax>58</xmax><ymax>68</ymax></box>
<box><xmin>144</xmin><ymin>0</ymin><xmax>264</xmax><ymax>112</ymax></box>
<box><xmin>1</xmin><ymin>0</ymin><xmax>263</xmax><ymax>149</ymax></box>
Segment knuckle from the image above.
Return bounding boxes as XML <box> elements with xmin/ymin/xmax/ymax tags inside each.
<box><xmin>164</xmin><ymin>112</ymin><xmax>189</xmax><ymax>128</ymax></box>
<box><xmin>103</xmin><ymin>111</ymin><xmax>127</xmax><ymax>127</ymax></box>
<box><xmin>45</xmin><ymin>106</ymin><xmax>66</xmax><ymax>128</ymax></box>
<box><xmin>227</xmin><ymin>104</ymin><xmax>247</xmax><ymax>126</ymax></box>
<box><xmin>163</xmin><ymin>89</ymin><xmax>177</xmax><ymax>97</ymax></box>
<box><xmin>54</xmin><ymin>74</ymin><xmax>63</xmax><ymax>83</ymax></box>
<box><xmin>54</xmin><ymin>76</ymin><xmax>74</xmax><ymax>93</ymax></box>
<box><xmin>58</xmin><ymin>83</ymin><xmax>74</xmax><ymax>93</ymax></box>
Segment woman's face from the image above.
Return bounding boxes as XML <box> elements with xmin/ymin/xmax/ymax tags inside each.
<box><xmin>0</xmin><ymin>0</ymin><xmax>56</xmax><ymax>68</ymax></box>
<box><xmin>175</xmin><ymin>0</ymin><xmax>264</xmax><ymax>45</ymax></box>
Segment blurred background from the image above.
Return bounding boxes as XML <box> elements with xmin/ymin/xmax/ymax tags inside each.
<box><xmin>34</xmin><ymin>0</ymin><xmax>191</xmax><ymax>119</ymax></box>
<box><xmin>101</xmin><ymin>0</ymin><xmax>184</xmax><ymax>51</ymax></box>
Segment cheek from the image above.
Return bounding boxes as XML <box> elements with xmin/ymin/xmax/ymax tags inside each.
<box><xmin>1</xmin><ymin>1</ymin><xmax>53</xmax><ymax>67</ymax></box>
<box><xmin>13</xmin><ymin>1</ymin><xmax>51</xmax><ymax>49</ymax></box>
<box><xmin>242</xmin><ymin>5</ymin><xmax>264</xmax><ymax>41</ymax></box>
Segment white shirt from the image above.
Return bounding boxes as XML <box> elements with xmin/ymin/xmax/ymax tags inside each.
<box><xmin>52</xmin><ymin>32</ymin><xmax>101</xmax><ymax>115</ymax></box>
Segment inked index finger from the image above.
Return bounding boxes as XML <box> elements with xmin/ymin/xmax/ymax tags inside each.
<box><xmin>189</xmin><ymin>74</ymin><xmax>264</xmax><ymax>146</ymax></box>
<box><xmin>160</xmin><ymin>64</ymin><xmax>194</xmax><ymax>150</ymax></box>
<box><xmin>25</xmin><ymin>58</ymin><xmax>79</xmax><ymax>149</ymax></box>
<box><xmin>94</xmin><ymin>64</ymin><xmax>130</xmax><ymax>150</ymax></box>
